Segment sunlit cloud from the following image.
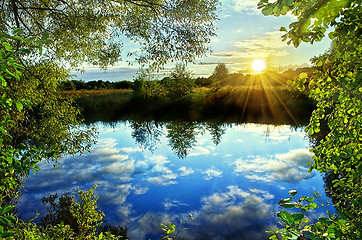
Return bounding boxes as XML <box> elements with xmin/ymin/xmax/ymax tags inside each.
<box><xmin>233</xmin><ymin>148</ymin><xmax>315</xmax><ymax>183</ymax></box>
<box><xmin>209</xmin><ymin>31</ymin><xmax>290</xmax><ymax>67</ymax></box>
<box><xmin>178</xmin><ymin>166</ymin><xmax>195</xmax><ymax>176</ymax></box>
<box><xmin>203</xmin><ymin>167</ymin><xmax>223</xmax><ymax>180</ymax></box>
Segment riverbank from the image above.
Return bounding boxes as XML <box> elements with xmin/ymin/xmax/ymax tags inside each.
<box><xmin>65</xmin><ymin>86</ymin><xmax>315</xmax><ymax>125</ymax></box>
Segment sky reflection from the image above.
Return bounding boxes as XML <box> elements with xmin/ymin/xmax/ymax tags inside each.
<box><xmin>19</xmin><ymin>122</ymin><xmax>330</xmax><ymax>240</ymax></box>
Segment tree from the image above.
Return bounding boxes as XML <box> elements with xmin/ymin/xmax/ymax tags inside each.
<box><xmin>167</xmin><ymin>63</ymin><xmax>195</xmax><ymax>97</ymax></box>
<box><xmin>212</xmin><ymin>63</ymin><xmax>229</xmax><ymax>80</ymax></box>
<box><xmin>258</xmin><ymin>0</ymin><xmax>362</xmax><ymax>237</ymax></box>
<box><xmin>1</xmin><ymin>0</ymin><xmax>219</xmax><ymax>69</ymax></box>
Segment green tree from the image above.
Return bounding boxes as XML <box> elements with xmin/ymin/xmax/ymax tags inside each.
<box><xmin>0</xmin><ymin>31</ymin><xmax>96</xmax><ymax>238</ymax></box>
<box><xmin>258</xmin><ymin>0</ymin><xmax>362</xmax><ymax>238</ymax></box>
<box><xmin>167</xmin><ymin>121</ymin><xmax>197</xmax><ymax>158</ymax></box>
<box><xmin>212</xmin><ymin>63</ymin><xmax>229</xmax><ymax>80</ymax></box>
<box><xmin>131</xmin><ymin>70</ymin><xmax>167</xmax><ymax>99</ymax></box>
<box><xmin>167</xmin><ymin>63</ymin><xmax>195</xmax><ymax>97</ymax></box>
<box><xmin>1</xmin><ymin>0</ymin><xmax>219</xmax><ymax>69</ymax></box>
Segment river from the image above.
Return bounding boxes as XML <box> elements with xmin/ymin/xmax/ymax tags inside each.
<box><xmin>18</xmin><ymin>120</ymin><xmax>332</xmax><ymax>239</ymax></box>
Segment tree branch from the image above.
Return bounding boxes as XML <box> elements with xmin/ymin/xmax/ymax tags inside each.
<box><xmin>327</xmin><ymin>69</ymin><xmax>362</xmax><ymax>100</ymax></box>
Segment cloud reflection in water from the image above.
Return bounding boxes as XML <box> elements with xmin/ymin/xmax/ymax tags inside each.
<box><xmin>19</xmin><ymin>122</ymin><xmax>326</xmax><ymax>240</ymax></box>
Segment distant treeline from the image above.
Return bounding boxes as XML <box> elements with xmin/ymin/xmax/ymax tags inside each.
<box><xmin>61</xmin><ymin>66</ymin><xmax>315</xmax><ymax>92</ymax></box>
<box><xmin>61</xmin><ymin>79</ymin><xmax>133</xmax><ymax>91</ymax></box>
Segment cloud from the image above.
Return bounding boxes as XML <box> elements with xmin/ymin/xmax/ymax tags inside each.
<box><xmin>131</xmin><ymin>185</ymin><xmax>149</xmax><ymax>195</ymax></box>
<box><xmin>203</xmin><ymin>167</ymin><xmax>223</xmax><ymax>180</ymax></box>
<box><xmin>181</xmin><ymin>185</ymin><xmax>275</xmax><ymax>239</ymax></box>
<box><xmin>163</xmin><ymin>198</ymin><xmax>189</xmax><ymax>210</ymax></box>
<box><xmin>188</xmin><ymin>146</ymin><xmax>213</xmax><ymax>156</ymax></box>
<box><xmin>178</xmin><ymin>166</ymin><xmax>195</xmax><ymax>176</ymax></box>
<box><xmin>209</xmin><ymin>31</ymin><xmax>290</xmax><ymax>64</ymax></box>
<box><xmin>233</xmin><ymin>148</ymin><xmax>315</xmax><ymax>183</ymax></box>
<box><xmin>230</xmin><ymin>0</ymin><xmax>262</xmax><ymax>15</ymax></box>
<box><xmin>233</xmin><ymin>31</ymin><xmax>289</xmax><ymax>58</ymax></box>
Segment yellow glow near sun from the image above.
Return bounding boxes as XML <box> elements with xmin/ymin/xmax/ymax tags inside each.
<box><xmin>252</xmin><ymin>59</ymin><xmax>266</xmax><ymax>73</ymax></box>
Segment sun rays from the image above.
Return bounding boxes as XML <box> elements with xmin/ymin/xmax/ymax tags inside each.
<box><xmin>251</xmin><ymin>59</ymin><xmax>267</xmax><ymax>73</ymax></box>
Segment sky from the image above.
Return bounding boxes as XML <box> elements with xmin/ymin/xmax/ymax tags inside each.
<box><xmin>75</xmin><ymin>0</ymin><xmax>331</xmax><ymax>82</ymax></box>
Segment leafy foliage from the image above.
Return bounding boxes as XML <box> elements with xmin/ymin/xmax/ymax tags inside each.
<box><xmin>259</xmin><ymin>0</ymin><xmax>362</xmax><ymax>238</ymax></box>
<box><xmin>211</xmin><ymin>63</ymin><xmax>229</xmax><ymax>80</ymax></box>
<box><xmin>166</xmin><ymin>64</ymin><xmax>195</xmax><ymax>97</ymax></box>
<box><xmin>268</xmin><ymin>190</ymin><xmax>345</xmax><ymax>240</ymax></box>
<box><xmin>1</xmin><ymin>0</ymin><xmax>219</xmax><ymax>69</ymax></box>
<box><xmin>11</xmin><ymin>186</ymin><xmax>128</xmax><ymax>240</ymax></box>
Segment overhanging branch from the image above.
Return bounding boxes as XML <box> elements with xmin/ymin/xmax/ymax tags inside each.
<box><xmin>327</xmin><ymin>69</ymin><xmax>362</xmax><ymax>100</ymax></box>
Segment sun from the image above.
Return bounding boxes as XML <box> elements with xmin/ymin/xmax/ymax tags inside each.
<box><xmin>252</xmin><ymin>59</ymin><xmax>266</xmax><ymax>73</ymax></box>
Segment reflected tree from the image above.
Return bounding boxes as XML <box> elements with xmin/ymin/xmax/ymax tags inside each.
<box><xmin>130</xmin><ymin>121</ymin><xmax>164</xmax><ymax>153</ymax></box>
<box><xmin>167</xmin><ymin>121</ymin><xmax>197</xmax><ymax>159</ymax></box>
<box><xmin>129</xmin><ymin>121</ymin><xmax>228</xmax><ymax>158</ymax></box>
<box><xmin>204</xmin><ymin>122</ymin><xmax>226</xmax><ymax>145</ymax></box>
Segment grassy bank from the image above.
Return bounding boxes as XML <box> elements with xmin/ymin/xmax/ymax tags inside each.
<box><xmin>69</xmin><ymin>86</ymin><xmax>315</xmax><ymax>125</ymax></box>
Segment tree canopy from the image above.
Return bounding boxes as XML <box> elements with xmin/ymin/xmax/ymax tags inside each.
<box><xmin>1</xmin><ymin>0</ymin><xmax>219</xmax><ymax>69</ymax></box>
<box><xmin>258</xmin><ymin>0</ymin><xmax>362</xmax><ymax>238</ymax></box>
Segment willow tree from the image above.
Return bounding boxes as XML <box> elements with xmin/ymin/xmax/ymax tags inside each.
<box><xmin>258</xmin><ymin>0</ymin><xmax>361</xmax><ymax>238</ymax></box>
<box><xmin>1</xmin><ymin>0</ymin><xmax>219</xmax><ymax>69</ymax></box>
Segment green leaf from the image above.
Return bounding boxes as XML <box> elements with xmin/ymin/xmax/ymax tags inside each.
<box><xmin>2</xmin><ymin>42</ymin><xmax>12</xmax><ymax>51</ymax></box>
<box><xmin>0</xmin><ymin>206</ymin><xmax>15</xmax><ymax>215</ymax></box>
<box><xmin>319</xmin><ymin>217</ymin><xmax>333</xmax><ymax>225</ymax></box>
<box><xmin>288</xmin><ymin>190</ymin><xmax>298</xmax><ymax>196</ymax></box>
<box><xmin>277</xmin><ymin>210</ymin><xmax>294</xmax><ymax>225</ymax></box>
<box><xmin>292</xmin><ymin>213</ymin><xmax>305</xmax><ymax>222</ymax></box>
<box><xmin>0</xmin><ymin>217</ymin><xmax>11</xmax><ymax>227</ymax></box>
<box><xmin>299</xmin><ymin>72</ymin><xmax>308</xmax><ymax>79</ymax></box>
<box><xmin>306</xmin><ymin>202</ymin><xmax>317</xmax><ymax>210</ymax></box>
<box><xmin>15</xmin><ymin>102</ymin><xmax>23</xmax><ymax>111</ymax></box>
<box><xmin>280</xmin><ymin>203</ymin><xmax>296</xmax><ymax>208</ymax></box>
<box><xmin>0</xmin><ymin>231</ymin><xmax>14</xmax><ymax>238</ymax></box>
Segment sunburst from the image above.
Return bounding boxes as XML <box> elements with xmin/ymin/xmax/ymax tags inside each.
<box><xmin>252</xmin><ymin>59</ymin><xmax>266</xmax><ymax>73</ymax></box>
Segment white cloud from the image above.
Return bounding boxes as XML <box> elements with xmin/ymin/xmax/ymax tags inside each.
<box><xmin>203</xmin><ymin>167</ymin><xmax>223</xmax><ymax>180</ymax></box>
<box><xmin>163</xmin><ymin>198</ymin><xmax>189</xmax><ymax>210</ymax></box>
<box><xmin>131</xmin><ymin>185</ymin><xmax>149</xmax><ymax>195</ymax></box>
<box><xmin>188</xmin><ymin>146</ymin><xmax>212</xmax><ymax>156</ymax></box>
<box><xmin>147</xmin><ymin>172</ymin><xmax>177</xmax><ymax>186</ymax></box>
<box><xmin>233</xmin><ymin>148</ymin><xmax>315</xmax><ymax>183</ymax></box>
<box><xmin>185</xmin><ymin>185</ymin><xmax>275</xmax><ymax>239</ymax></box>
<box><xmin>101</xmin><ymin>160</ymin><xmax>135</xmax><ymax>175</ymax></box>
<box><xmin>178</xmin><ymin>166</ymin><xmax>195</xmax><ymax>176</ymax></box>
<box><xmin>231</xmin><ymin>0</ymin><xmax>261</xmax><ymax>15</ymax></box>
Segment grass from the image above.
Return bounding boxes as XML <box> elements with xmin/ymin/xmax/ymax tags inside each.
<box><xmin>65</xmin><ymin>85</ymin><xmax>315</xmax><ymax>125</ymax></box>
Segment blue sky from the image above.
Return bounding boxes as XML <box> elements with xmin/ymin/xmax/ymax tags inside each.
<box><xmin>75</xmin><ymin>0</ymin><xmax>331</xmax><ymax>82</ymax></box>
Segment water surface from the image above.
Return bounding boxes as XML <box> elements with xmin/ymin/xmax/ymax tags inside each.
<box><xmin>19</xmin><ymin>121</ymin><xmax>330</xmax><ymax>239</ymax></box>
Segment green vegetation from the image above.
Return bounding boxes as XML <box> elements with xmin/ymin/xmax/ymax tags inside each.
<box><xmin>1</xmin><ymin>0</ymin><xmax>361</xmax><ymax>238</ymax></box>
<box><xmin>1</xmin><ymin>0</ymin><xmax>218</xmax><ymax>69</ymax></box>
<box><xmin>1</xmin><ymin>1</ymin><xmax>221</xmax><ymax>239</ymax></box>
<box><xmin>74</xmin><ymin>65</ymin><xmax>315</xmax><ymax>125</ymax></box>
<box><xmin>258</xmin><ymin>0</ymin><xmax>362</xmax><ymax>238</ymax></box>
